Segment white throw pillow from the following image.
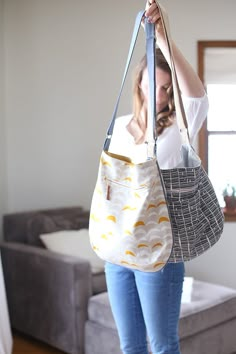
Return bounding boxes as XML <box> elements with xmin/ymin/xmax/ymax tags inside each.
<box><xmin>40</xmin><ymin>229</ymin><xmax>104</xmax><ymax>272</ymax></box>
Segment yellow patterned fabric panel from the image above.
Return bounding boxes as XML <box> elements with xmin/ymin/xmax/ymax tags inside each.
<box><xmin>89</xmin><ymin>151</ymin><xmax>173</xmax><ymax>272</ymax></box>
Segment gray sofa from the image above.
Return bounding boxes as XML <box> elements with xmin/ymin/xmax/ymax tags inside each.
<box><xmin>85</xmin><ymin>280</ymin><xmax>236</xmax><ymax>354</ymax></box>
<box><xmin>1</xmin><ymin>206</ymin><xmax>236</xmax><ymax>354</ymax></box>
<box><xmin>0</xmin><ymin>206</ymin><xmax>106</xmax><ymax>354</ymax></box>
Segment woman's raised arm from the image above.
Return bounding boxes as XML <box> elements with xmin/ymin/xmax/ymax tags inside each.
<box><xmin>145</xmin><ymin>0</ymin><xmax>205</xmax><ymax>98</ymax></box>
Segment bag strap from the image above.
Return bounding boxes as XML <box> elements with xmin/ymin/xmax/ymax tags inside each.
<box><xmin>104</xmin><ymin>11</ymin><xmax>157</xmax><ymax>154</ymax></box>
<box><xmin>145</xmin><ymin>19</ymin><xmax>158</xmax><ymax>158</ymax></box>
<box><xmin>104</xmin><ymin>3</ymin><xmax>191</xmax><ymax>154</ymax></box>
<box><xmin>154</xmin><ymin>1</ymin><xmax>190</xmax><ymax>144</ymax></box>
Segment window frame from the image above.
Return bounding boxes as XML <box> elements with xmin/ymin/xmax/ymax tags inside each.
<box><xmin>197</xmin><ymin>40</ymin><xmax>236</xmax><ymax>222</ymax></box>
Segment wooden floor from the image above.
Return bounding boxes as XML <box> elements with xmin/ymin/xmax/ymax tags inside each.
<box><xmin>12</xmin><ymin>332</ymin><xmax>236</xmax><ymax>354</ymax></box>
<box><xmin>13</xmin><ymin>332</ymin><xmax>66</xmax><ymax>354</ymax></box>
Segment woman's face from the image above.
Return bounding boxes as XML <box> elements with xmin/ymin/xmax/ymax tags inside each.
<box><xmin>140</xmin><ymin>67</ymin><xmax>171</xmax><ymax>113</ymax></box>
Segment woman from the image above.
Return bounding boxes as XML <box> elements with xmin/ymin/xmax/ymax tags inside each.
<box><xmin>105</xmin><ymin>1</ymin><xmax>209</xmax><ymax>353</ymax></box>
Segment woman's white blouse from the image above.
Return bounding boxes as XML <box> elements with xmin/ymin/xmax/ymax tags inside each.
<box><xmin>109</xmin><ymin>94</ymin><xmax>209</xmax><ymax>169</ymax></box>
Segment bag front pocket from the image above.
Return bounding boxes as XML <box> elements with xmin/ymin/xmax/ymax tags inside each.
<box><xmin>166</xmin><ymin>185</ymin><xmax>201</xmax><ymax>253</ymax></box>
<box><xmin>104</xmin><ymin>176</ymin><xmax>151</xmax><ymax>202</ymax></box>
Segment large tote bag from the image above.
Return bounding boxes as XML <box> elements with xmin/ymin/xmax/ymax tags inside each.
<box><xmin>154</xmin><ymin>1</ymin><xmax>224</xmax><ymax>262</ymax></box>
<box><xmin>89</xmin><ymin>12</ymin><xmax>174</xmax><ymax>272</ymax></box>
<box><xmin>89</xmin><ymin>4</ymin><xmax>224</xmax><ymax>271</ymax></box>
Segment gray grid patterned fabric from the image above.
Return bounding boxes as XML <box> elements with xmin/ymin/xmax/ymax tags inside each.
<box><xmin>162</xmin><ymin>162</ymin><xmax>224</xmax><ymax>262</ymax></box>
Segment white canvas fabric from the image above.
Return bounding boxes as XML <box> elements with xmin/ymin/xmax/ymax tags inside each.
<box><xmin>89</xmin><ymin>151</ymin><xmax>173</xmax><ymax>272</ymax></box>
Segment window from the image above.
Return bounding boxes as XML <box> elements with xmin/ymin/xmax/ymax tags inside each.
<box><xmin>207</xmin><ymin>84</ymin><xmax>236</xmax><ymax>207</ymax></box>
<box><xmin>198</xmin><ymin>41</ymin><xmax>236</xmax><ymax>221</ymax></box>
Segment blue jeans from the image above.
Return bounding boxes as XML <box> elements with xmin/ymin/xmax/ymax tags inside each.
<box><xmin>105</xmin><ymin>262</ymin><xmax>185</xmax><ymax>354</ymax></box>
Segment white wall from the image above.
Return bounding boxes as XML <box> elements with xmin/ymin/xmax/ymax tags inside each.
<box><xmin>2</xmin><ymin>0</ymin><xmax>236</xmax><ymax>287</ymax></box>
<box><xmin>4</xmin><ymin>0</ymin><xmax>145</xmax><ymax>212</ymax></box>
<box><xmin>0</xmin><ymin>0</ymin><xmax>6</xmax><ymax>240</ymax></box>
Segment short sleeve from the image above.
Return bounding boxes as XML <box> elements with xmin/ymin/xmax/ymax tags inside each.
<box><xmin>182</xmin><ymin>93</ymin><xmax>209</xmax><ymax>144</ymax></box>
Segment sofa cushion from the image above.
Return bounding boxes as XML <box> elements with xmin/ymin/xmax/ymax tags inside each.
<box><xmin>40</xmin><ymin>229</ymin><xmax>105</xmax><ymax>272</ymax></box>
<box><xmin>87</xmin><ymin>280</ymin><xmax>236</xmax><ymax>337</ymax></box>
<box><xmin>40</xmin><ymin>229</ymin><xmax>106</xmax><ymax>294</ymax></box>
<box><xmin>3</xmin><ymin>206</ymin><xmax>89</xmax><ymax>244</ymax></box>
<box><xmin>179</xmin><ymin>280</ymin><xmax>236</xmax><ymax>338</ymax></box>
<box><xmin>26</xmin><ymin>212</ymin><xmax>89</xmax><ymax>246</ymax></box>
<box><xmin>27</xmin><ymin>215</ymin><xmax>57</xmax><ymax>247</ymax></box>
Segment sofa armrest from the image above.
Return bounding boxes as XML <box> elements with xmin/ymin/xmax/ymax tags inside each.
<box><xmin>0</xmin><ymin>241</ymin><xmax>92</xmax><ymax>354</ymax></box>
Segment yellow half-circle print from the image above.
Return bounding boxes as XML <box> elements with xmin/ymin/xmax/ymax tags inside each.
<box><xmin>124</xmin><ymin>230</ymin><xmax>132</xmax><ymax>236</ymax></box>
<box><xmin>107</xmin><ymin>215</ymin><xmax>117</xmax><ymax>223</ymax></box>
<box><xmin>124</xmin><ymin>162</ymin><xmax>135</xmax><ymax>167</ymax></box>
<box><xmin>90</xmin><ymin>214</ymin><xmax>100</xmax><ymax>222</ymax></box>
<box><xmin>121</xmin><ymin>260</ymin><xmax>129</xmax><ymax>265</ymax></box>
<box><xmin>152</xmin><ymin>242</ymin><xmax>163</xmax><ymax>249</ymax></box>
<box><xmin>123</xmin><ymin>177</ymin><xmax>132</xmax><ymax>182</ymax></box>
<box><xmin>125</xmin><ymin>250</ymin><xmax>136</xmax><ymax>257</ymax></box>
<box><xmin>122</xmin><ymin>206</ymin><xmax>137</xmax><ymax>211</ymax></box>
<box><xmin>134</xmin><ymin>221</ymin><xmax>145</xmax><ymax>227</ymax></box>
<box><xmin>147</xmin><ymin>204</ymin><xmax>156</xmax><ymax>210</ymax></box>
<box><xmin>120</xmin><ymin>260</ymin><xmax>138</xmax><ymax>267</ymax></box>
<box><xmin>138</xmin><ymin>243</ymin><xmax>148</xmax><ymax>248</ymax></box>
<box><xmin>158</xmin><ymin>216</ymin><xmax>170</xmax><ymax>224</ymax></box>
<box><xmin>95</xmin><ymin>187</ymin><xmax>102</xmax><ymax>195</ymax></box>
<box><xmin>100</xmin><ymin>157</ymin><xmax>111</xmax><ymax>167</ymax></box>
<box><xmin>101</xmin><ymin>234</ymin><xmax>108</xmax><ymax>240</ymax></box>
<box><xmin>153</xmin><ymin>262</ymin><xmax>165</xmax><ymax>268</ymax></box>
<box><xmin>157</xmin><ymin>200</ymin><xmax>167</xmax><ymax>207</ymax></box>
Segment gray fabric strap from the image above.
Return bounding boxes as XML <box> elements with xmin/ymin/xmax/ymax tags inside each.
<box><xmin>104</xmin><ymin>11</ymin><xmax>157</xmax><ymax>152</ymax></box>
<box><xmin>104</xmin><ymin>3</ymin><xmax>190</xmax><ymax>153</ymax></box>
<box><xmin>145</xmin><ymin>19</ymin><xmax>157</xmax><ymax>158</ymax></box>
